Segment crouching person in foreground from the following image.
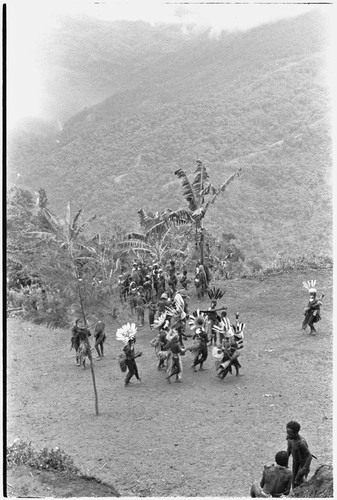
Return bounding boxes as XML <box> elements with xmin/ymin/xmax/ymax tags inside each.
<box><xmin>250</xmin><ymin>451</ymin><xmax>292</xmax><ymax>497</ymax></box>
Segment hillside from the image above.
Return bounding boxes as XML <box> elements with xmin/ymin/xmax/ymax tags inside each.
<box><xmin>7</xmin><ymin>11</ymin><xmax>332</xmax><ymax>267</ymax></box>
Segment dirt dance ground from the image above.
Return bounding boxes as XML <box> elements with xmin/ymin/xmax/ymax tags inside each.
<box><xmin>6</xmin><ymin>269</ymin><xmax>333</xmax><ymax>497</ymax></box>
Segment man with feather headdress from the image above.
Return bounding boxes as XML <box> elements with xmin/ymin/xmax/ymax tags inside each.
<box><xmin>302</xmin><ymin>280</ymin><xmax>324</xmax><ymax>335</ymax></box>
<box><xmin>116</xmin><ymin>323</ymin><xmax>142</xmax><ymax>386</ymax></box>
<box><xmin>165</xmin><ymin>329</ymin><xmax>188</xmax><ymax>383</ymax></box>
<box><xmin>203</xmin><ymin>287</ymin><xmax>225</xmax><ymax>345</ymax></box>
<box><xmin>189</xmin><ymin>310</ymin><xmax>209</xmax><ymax>371</ymax></box>
<box><xmin>152</xmin><ymin>311</ymin><xmax>171</xmax><ymax>370</ymax></box>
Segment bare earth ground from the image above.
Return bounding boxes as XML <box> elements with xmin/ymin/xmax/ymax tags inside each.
<box><xmin>6</xmin><ymin>270</ymin><xmax>333</xmax><ymax>497</ymax></box>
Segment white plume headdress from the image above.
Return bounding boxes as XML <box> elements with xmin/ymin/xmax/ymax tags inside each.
<box><xmin>116</xmin><ymin>323</ymin><xmax>137</xmax><ymax>345</ymax></box>
<box><xmin>153</xmin><ymin>311</ymin><xmax>169</xmax><ymax>330</ymax></box>
<box><xmin>166</xmin><ymin>303</ymin><xmax>186</xmax><ymax>322</ymax></box>
<box><xmin>302</xmin><ymin>280</ymin><xmax>317</xmax><ymax>294</ymax></box>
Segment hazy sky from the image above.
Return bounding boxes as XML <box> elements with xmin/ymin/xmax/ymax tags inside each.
<box><xmin>7</xmin><ymin>0</ymin><xmax>333</xmax><ymax>129</ymax></box>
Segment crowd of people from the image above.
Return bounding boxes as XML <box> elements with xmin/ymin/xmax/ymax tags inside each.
<box><xmin>117</xmin><ymin>260</ymin><xmax>213</xmax><ymax>327</ymax></box>
<box><xmin>70</xmin><ymin>273</ymin><xmax>323</xmax><ymax>496</ymax></box>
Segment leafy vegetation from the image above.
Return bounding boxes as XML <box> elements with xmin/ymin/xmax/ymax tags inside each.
<box><xmin>7</xmin><ymin>440</ymin><xmax>80</xmax><ymax>475</ymax></box>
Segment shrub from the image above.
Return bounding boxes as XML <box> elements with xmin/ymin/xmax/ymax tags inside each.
<box><xmin>265</xmin><ymin>254</ymin><xmax>332</xmax><ymax>274</ymax></box>
<box><xmin>6</xmin><ymin>439</ymin><xmax>80</xmax><ymax>475</ymax></box>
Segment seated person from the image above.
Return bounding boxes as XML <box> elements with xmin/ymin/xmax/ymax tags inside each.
<box><xmin>250</xmin><ymin>451</ymin><xmax>292</xmax><ymax>498</ymax></box>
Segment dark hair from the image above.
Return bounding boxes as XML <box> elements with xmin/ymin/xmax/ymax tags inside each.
<box><xmin>286</xmin><ymin>421</ymin><xmax>301</xmax><ymax>434</ymax></box>
<box><xmin>275</xmin><ymin>451</ymin><xmax>289</xmax><ymax>467</ymax></box>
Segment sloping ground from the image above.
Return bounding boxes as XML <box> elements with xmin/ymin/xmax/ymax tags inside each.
<box><xmin>289</xmin><ymin>465</ymin><xmax>333</xmax><ymax>498</ymax></box>
<box><xmin>6</xmin><ymin>269</ymin><xmax>333</xmax><ymax>497</ymax></box>
<box><xmin>6</xmin><ymin>463</ymin><xmax>333</xmax><ymax>498</ymax></box>
<box><xmin>6</xmin><ymin>465</ymin><xmax>120</xmax><ymax>497</ymax></box>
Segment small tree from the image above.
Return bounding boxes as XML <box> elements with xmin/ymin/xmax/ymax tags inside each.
<box><xmin>27</xmin><ymin>203</ymin><xmax>104</xmax><ymax>415</ymax></box>
<box><xmin>170</xmin><ymin>159</ymin><xmax>241</xmax><ymax>265</ymax></box>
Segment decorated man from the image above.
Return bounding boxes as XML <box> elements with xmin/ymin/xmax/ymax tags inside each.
<box><xmin>116</xmin><ymin>323</ymin><xmax>142</xmax><ymax>386</ymax></box>
<box><xmin>302</xmin><ymin>280</ymin><xmax>324</xmax><ymax>335</ymax></box>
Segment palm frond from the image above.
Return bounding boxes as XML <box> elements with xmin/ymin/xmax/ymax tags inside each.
<box><xmin>71</xmin><ymin>208</ymin><xmax>83</xmax><ymax>232</ymax></box>
<box><xmin>118</xmin><ymin>239</ymin><xmax>151</xmax><ymax>251</ymax></box>
<box><xmin>191</xmin><ymin>207</ymin><xmax>207</xmax><ymax>220</ymax></box>
<box><xmin>208</xmin><ymin>168</ymin><xmax>242</xmax><ymax>206</ymax></box>
<box><xmin>73</xmin><ymin>215</ymin><xmax>97</xmax><ymax>239</ymax></box>
<box><xmin>65</xmin><ymin>202</ymin><xmax>71</xmax><ymax>226</ymax></box>
<box><xmin>41</xmin><ymin>208</ymin><xmax>63</xmax><ymax>235</ymax></box>
<box><xmin>192</xmin><ymin>163</ymin><xmax>209</xmax><ymax>196</ymax></box>
<box><xmin>25</xmin><ymin>231</ymin><xmax>57</xmax><ymax>243</ymax></box>
<box><xmin>174</xmin><ymin>169</ymin><xmax>198</xmax><ymax>211</ymax></box>
<box><xmin>200</xmin><ymin>183</ymin><xmax>217</xmax><ymax>197</ymax></box>
<box><xmin>165</xmin><ymin>208</ymin><xmax>194</xmax><ymax>224</ymax></box>
<box><xmin>144</xmin><ymin>220</ymin><xmax>169</xmax><ymax>238</ymax></box>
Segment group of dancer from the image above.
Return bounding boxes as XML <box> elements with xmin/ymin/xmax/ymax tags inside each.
<box><xmin>115</xmin><ymin>287</ymin><xmax>246</xmax><ymax>385</ymax></box>
<box><xmin>114</xmin><ymin>277</ymin><xmax>324</xmax><ymax>389</ymax></box>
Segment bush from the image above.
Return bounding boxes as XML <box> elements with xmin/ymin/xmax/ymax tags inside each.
<box><xmin>265</xmin><ymin>254</ymin><xmax>332</xmax><ymax>275</ymax></box>
<box><xmin>6</xmin><ymin>439</ymin><xmax>80</xmax><ymax>475</ymax></box>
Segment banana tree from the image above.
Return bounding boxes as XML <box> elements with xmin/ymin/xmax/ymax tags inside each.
<box><xmin>120</xmin><ymin>226</ymin><xmax>187</xmax><ymax>267</ymax></box>
<box><xmin>118</xmin><ymin>208</ymin><xmax>191</xmax><ymax>266</ymax></box>
<box><xmin>170</xmin><ymin>159</ymin><xmax>242</xmax><ymax>265</ymax></box>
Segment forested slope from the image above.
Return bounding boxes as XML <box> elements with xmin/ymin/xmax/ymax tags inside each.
<box><xmin>8</xmin><ymin>11</ymin><xmax>332</xmax><ymax>266</ymax></box>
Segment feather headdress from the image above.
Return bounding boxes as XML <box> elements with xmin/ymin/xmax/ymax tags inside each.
<box><xmin>303</xmin><ymin>280</ymin><xmax>317</xmax><ymax>293</ymax></box>
<box><xmin>166</xmin><ymin>303</ymin><xmax>186</xmax><ymax>322</ymax></box>
<box><xmin>174</xmin><ymin>292</ymin><xmax>186</xmax><ymax>311</ymax></box>
<box><xmin>213</xmin><ymin>321</ymin><xmax>234</xmax><ymax>338</ymax></box>
<box><xmin>166</xmin><ymin>329</ymin><xmax>179</xmax><ymax>342</ymax></box>
<box><xmin>208</xmin><ymin>287</ymin><xmax>225</xmax><ymax>301</ymax></box>
<box><xmin>189</xmin><ymin>309</ymin><xmax>206</xmax><ymax>331</ymax></box>
<box><xmin>116</xmin><ymin>323</ymin><xmax>137</xmax><ymax>345</ymax></box>
<box><xmin>153</xmin><ymin>311</ymin><xmax>169</xmax><ymax>330</ymax></box>
<box><xmin>233</xmin><ymin>322</ymin><xmax>245</xmax><ymax>336</ymax></box>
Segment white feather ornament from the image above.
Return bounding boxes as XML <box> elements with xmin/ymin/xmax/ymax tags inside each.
<box><xmin>303</xmin><ymin>280</ymin><xmax>317</xmax><ymax>293</ymax></box>
<box><xmin>153</xmin><ymin>312</ymin><xmax>168</xmax><ymax>329</ymax></box>
<box><xmin>116</xmin><ymin>323</ymin><xmax>137</xmax><ymax>345</ymax></box>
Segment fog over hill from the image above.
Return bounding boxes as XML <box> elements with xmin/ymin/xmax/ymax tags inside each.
<box><xmin>8</xmin><ymin>11</ymin><xmax>332</xmax><ymax>267</ymax></box>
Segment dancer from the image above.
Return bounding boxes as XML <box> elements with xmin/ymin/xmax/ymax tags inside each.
<box><xmin>302</xmin><ymin>280</ymin><xmax>324</xmax><ymax>335</ymax></box>
<box><xmin>116</xmin><ymin>323</ymin><xmax>142</xmax><ymax>386</ymax></box>
<box><xmin>165</xmin><ymin>329</ymin><xmax>188</xmax><ymax>383</ymax></box>
<box><xmin>188</xmin><ymin>310</ymin><xmax>208</xmax><ymax>371</ymax></box>
<box><xmin>213</xmin><ymin>314</ymin><xmax>245</xmax><ymax>378</ymax></box>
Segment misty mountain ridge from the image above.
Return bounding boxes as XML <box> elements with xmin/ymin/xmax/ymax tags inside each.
<box><xmin>8</xmin><ymin>11</ymin><xmax>332</xmax><ymax>268</ymax></box>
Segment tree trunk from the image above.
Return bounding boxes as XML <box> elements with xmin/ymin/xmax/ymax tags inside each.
<box><xmin>79</xmin><ymin>287</ymin><xmax>99</xmax><ymax>416</ymax></box>
<box><xmin>195</xmin><ymin>219</ymin><xmax>204</xmax><ymax>265</ymax></box>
